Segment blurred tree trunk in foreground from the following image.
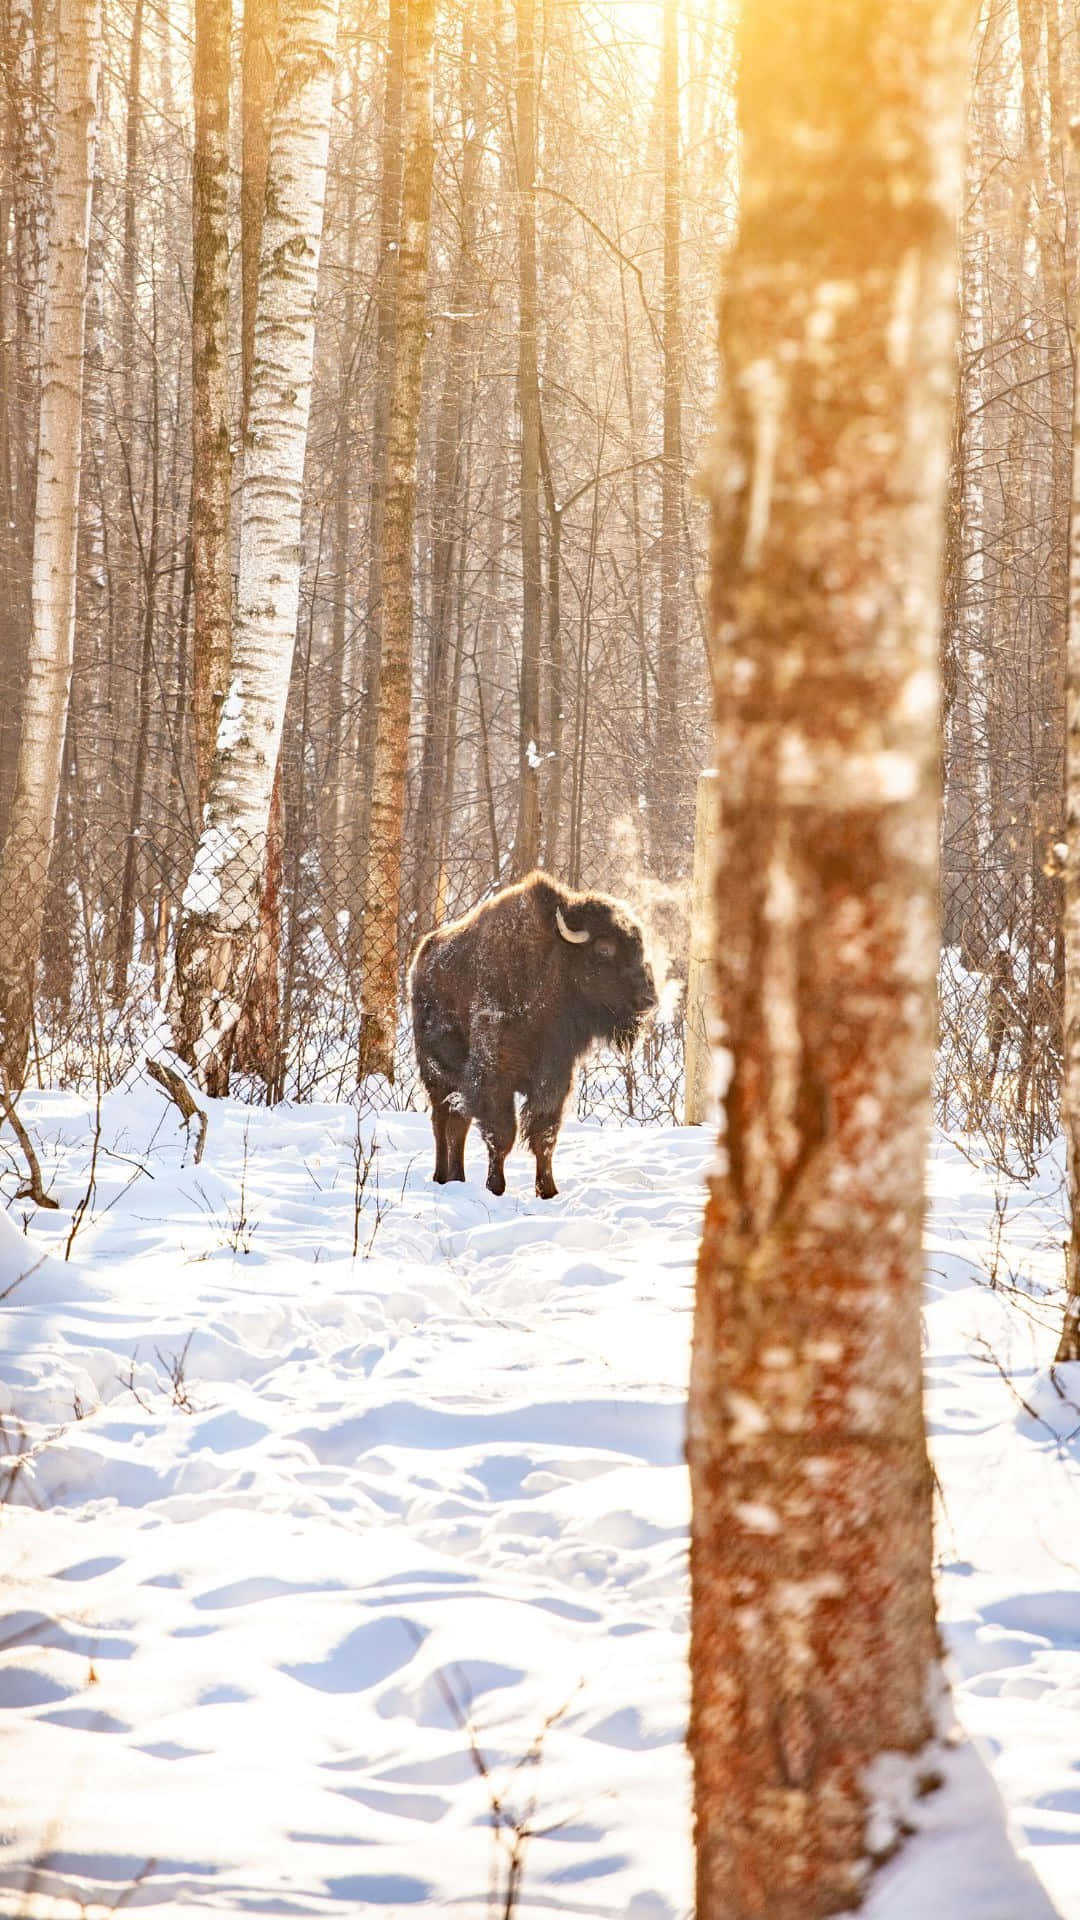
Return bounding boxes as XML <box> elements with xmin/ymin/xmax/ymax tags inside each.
<box><xmin>0</xmin><ymin>0</ymin><xmax>100</xmax><ymax>1083</ymax></box>
<box><xmin>688</xmin><ymin>0</ymin><xmax>970</xmax><ymax>1914</ymax></box>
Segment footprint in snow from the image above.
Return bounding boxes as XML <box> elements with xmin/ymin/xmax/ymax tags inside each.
<box><xmin>39</xmin><ymin>1707</ymin><xmax>129</xmax><ymax>1733</ymax></box>
<box><xmin>332</xmin><ymin>1782</ymin><xmax>449</xmax><ymax>1824</ymax></box>
<box><xmin>137</xmin><ymin>1740</ymin><xmax>211</xmax><ymax>1760</ymax></box>
<box><xmin>377</xmin><ymin>1657</ymin><xmax>524</xmax><ymax>1729</ymax></box>
<box><xmin>193</xmin><ymin>1575</ymin><xmax>345</xmax><ymax>1610</ymax></box>
<box><xmin>283</xmin><ymin>1615</ymin><xmax>425</xmax><ymax>1694</ymax></box>
<box><xmin>323</xmin><ymin>1873</ymin><xmax>431</xmax><ymax>1906</ymax></box>
<box><xmin>0</xmin><ymin>1666</ymin><xmax>75</xmax><ymax>1708</ymax></box>
<box><xmin>585</xmin><ymin>1704</ymin><xmax>681</xmax><ymax>1750</ymax></box>
<box><xmin>371</xmin><ymin>1749</ymin><xmax>481</xmax><ymax>1786</ymax></box>
<box><xmin>53</xmin><ymin>1556</ymin><xmax>123</xmax><ymax>1583</ymax></box>
<box><xmin>981</xmin><ymin>1588</ymin><xmax>1080</xmax><ymax>1644</ymax></box>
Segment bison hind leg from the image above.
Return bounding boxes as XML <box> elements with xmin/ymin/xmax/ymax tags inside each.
<box><xmin>473</xmin><ymin>1088</ymin><xmax>516</xmax><ymax>1197</ymax></box>
<box><xmin>431</xmin><ymin>1091</ymin><xmax>470</xmax><ymax>1184</ymax></box>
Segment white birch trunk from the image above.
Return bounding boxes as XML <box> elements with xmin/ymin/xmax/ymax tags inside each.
<box><xmin>0</xmin><ymin>0</ymin><xmax>100</xmax><ymax>1083</ymax></box>
<box><xmin>173</xmin><ymin>0</ymin><xmax>340</xmax><ymax>1095</ymax></box>
<box><xmin>191</xmin><ymin>0</ymin><xmax>233</xmax><ymax>813</ymax></box>
<box><xmin>653</xmin><ymin>0</ymin><xmax>684</xmax><ymax>881</ymax></box>
<box><xmin>510</xmin><ymin>0</ymin><xmax>543</xmax><ymax>877</ymax></box>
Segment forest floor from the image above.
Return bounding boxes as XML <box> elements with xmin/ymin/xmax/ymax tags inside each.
<box><xmin>0</xmin><ymin>1086</ymin><xmax>1075</xmax><ymax>1918</ymax></box>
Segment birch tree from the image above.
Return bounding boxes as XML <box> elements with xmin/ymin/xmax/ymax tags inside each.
<box><xmin>511</xmin><ymin>0</ymin><xmax>543</xmax><ymax>875</ymax></box>
<box><xmin>232</xmin><ymin>0</ymin><xmax>284</xmax><ymax>1087</ymax></box>
<box><xmin>688</xmin><ymin>0</ymin><xmax>970</xmax><ymax>1913</ymax></box>
<box><xmin>191</xmin><ymin>0</ymin><xmax>233</xmax><ymax>811</ymax></box>
<box><xmin>356</xmin><ymin>0</ymin><xmax>437</xmax><ymax>1080</ymax></box>
<box><xmin>652</xmin><ymin>0</ymin><xmax>683</xmax><ymax>879</ymax></box>
<box><xmin>0</xmin><ymin>0</ymin><xmax>100</xmax><ymax>1083</ymax></box>
<box><xmin>173</xmin><ymin>0</ymin><xmax>340</xmax><ymax>1094</ymax></box>
<box><xmin>0</xmin><ymin>0</ymin><xmax>47</xmax><ymax>836</ymax></box>
<box><xmin>356</xmin><ymin>0</ymin><xmax>405</xmax><ymax>884</ymax></box>
<box><xmin>411</xmin><ymin>21</ymin><xmax>484</xmax><ymax>935</ymax></box>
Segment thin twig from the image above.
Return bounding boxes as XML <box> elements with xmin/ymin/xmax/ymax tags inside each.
<box><xmin>0</xmin><ymin>1088</ymin><xmax>58</xmax><ymax>1209</ymax></box>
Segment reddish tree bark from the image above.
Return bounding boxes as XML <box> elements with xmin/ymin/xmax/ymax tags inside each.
<box><xmin>356</xmin><ymin>0</ymin><xmax>437</xmax><ymax>1079</ymax></box>
<box><xmin>688</xmin><ymin>1</ymin><xmax>971</xmax><ymax>1914</ymax></box>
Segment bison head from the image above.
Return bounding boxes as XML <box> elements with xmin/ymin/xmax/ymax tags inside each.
<box><xmin>553</xmin><ymin>893</ymin><xmax>658</xmax><ymax>1051</ymax></box>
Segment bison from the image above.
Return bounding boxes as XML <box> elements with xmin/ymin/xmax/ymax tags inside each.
<box><xmin>409</xmin><ymin>870</ymin><xmax>658</xmax><ymax>1198</ymax></box>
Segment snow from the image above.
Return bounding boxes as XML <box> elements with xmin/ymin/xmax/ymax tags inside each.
<box><xmin>181</xmin><ymin>823</ymin><xmax>243</xmax><ymax>918</ymax></box>
<box><xmin>215</xmin><ymin>679</ymin><xmax>246</xmax><ymax>756</ymax></box>
<box><xmin>0</xmin><ymin>1089</ymin><xmax>1075</xmax><ymax>1917</ymax></box>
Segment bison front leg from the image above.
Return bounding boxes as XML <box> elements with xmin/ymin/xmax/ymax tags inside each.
<box><xmin>522</xmin><ymin>1086</ymin><xmax>571</xmax><ymax>1199</ymax></box>
<box><xmin>529</xmin><ymin>1122</ymin><xmax>560</xmax><ymax>1199</ymax></box>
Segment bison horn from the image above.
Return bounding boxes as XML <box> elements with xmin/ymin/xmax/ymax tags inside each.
<box><xmin>555</xmin><ymin>905</ymin><xmax>590</xmax><ymax>945</ymax></box>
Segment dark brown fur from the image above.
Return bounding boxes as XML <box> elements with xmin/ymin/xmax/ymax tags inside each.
<box><xmin>409</xmin><ymin>871</ymin><xmax>657</xmax><ymax>1197</ymax></box>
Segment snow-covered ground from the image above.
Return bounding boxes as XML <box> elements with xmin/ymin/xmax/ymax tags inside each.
<box><xmin>0</xmin><ymin>1085</ymin><xmax>1075</xmax><ymax>1917</ymax></box>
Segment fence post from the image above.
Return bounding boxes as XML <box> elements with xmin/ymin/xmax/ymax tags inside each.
<box><xmin>684</xmin><ymin>767</ymin><xmax>719</xmax><ymax>1125</ymax></box>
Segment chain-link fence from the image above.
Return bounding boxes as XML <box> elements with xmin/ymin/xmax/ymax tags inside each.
<box><xmin>16</xmin><ymin>801</ymin><xmax>688</xmax><ymax>1127</ymax></box>
<box><xmin>937</xmin><ymin>862</ymin><xmax>1063</xmax><ymax>1174</ymax></box>
<box><xmin>9</xmin><ymin>791</ymin><xmax>1070</xmax><ymax>1165</ymax></box>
